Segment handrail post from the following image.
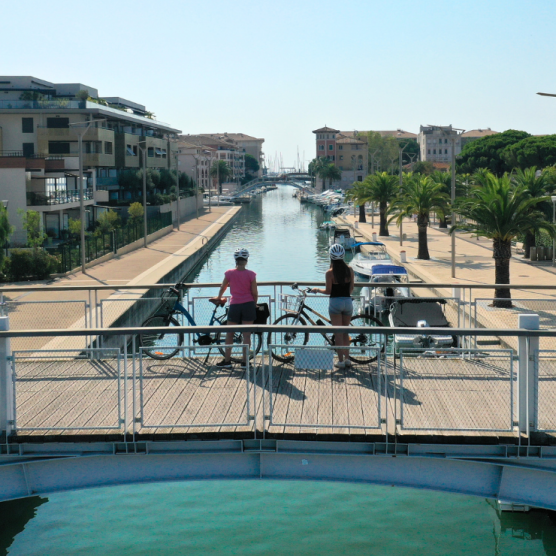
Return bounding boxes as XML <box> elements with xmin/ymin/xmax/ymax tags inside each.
<box><xmin>517</xmin><ymin>314</ymin><xmax>539</xmax><ymax>434</ymax></box>
<box><xmin>0</xmin><ymin>316</ymin><xmax>13</xmax><ymax>437</ymax></box>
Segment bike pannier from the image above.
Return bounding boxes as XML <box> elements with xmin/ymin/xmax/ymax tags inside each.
<box><xmin>254</xmin><ymin>303</ymin><xmax>270</xmax><ymax>324</ymax></box>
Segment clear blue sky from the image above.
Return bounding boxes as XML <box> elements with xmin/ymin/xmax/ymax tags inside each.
<box><xmin>3</xmin><ymin>0</ymin><xmax>556</xmax><ymax>170</ymax></box>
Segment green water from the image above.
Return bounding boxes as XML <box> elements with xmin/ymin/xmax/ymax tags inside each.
<box><xmin>2</xmin><ymin>481</ymin><xmax>556</xmax><ymax>555</ymax></box>
<box><xmin>2</xmin><ymin>186</ymin><xmax>556</xmax><ymax>554</ymax></box>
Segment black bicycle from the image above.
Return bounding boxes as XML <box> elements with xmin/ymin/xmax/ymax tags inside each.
<box><xmin>139</xmin><ymin>283</ymin><xmax>262</xmax><ymax>362</ymax></box>
<box><xmin>267</xmin><ymin>284</ymin><xmax>385</xmax><ymax>364</ymax></box>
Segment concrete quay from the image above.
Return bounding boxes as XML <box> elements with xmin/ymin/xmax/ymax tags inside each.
<box><xmin>339</xmin><ymin>214</ymin><xmax>556</xmax><ymax>349</ymax></box>
<box><xmin>2</xmin><ymin>206</ymin><xmax>241</xmax><ymax>350</ymax></box>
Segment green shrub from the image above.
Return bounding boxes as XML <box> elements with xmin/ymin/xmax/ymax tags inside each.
<box><xmin>8</xmin><ymin>249</ymin><xmax>60</xmax><ymax>281</ymax></box>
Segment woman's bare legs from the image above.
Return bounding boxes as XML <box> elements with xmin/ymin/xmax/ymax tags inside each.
<box><xmin>224</xmin><ymin>320</ymin><xmax>237</xmax><ymax>361</ymax></box>
<box><xmin>241</xmin><ymin>320</ymin><xmax>254</xmax><ymax>362</ymax></box>
<box><xmin>330</xmin><ymin>313</ymin><xmax>346</xmax><ymax>361</ymax></box>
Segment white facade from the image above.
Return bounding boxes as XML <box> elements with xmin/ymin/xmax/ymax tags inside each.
<box><xmin>418</xmin><ymin>125</ymin><xmax>462</xmax><ymax>162</ymax></box>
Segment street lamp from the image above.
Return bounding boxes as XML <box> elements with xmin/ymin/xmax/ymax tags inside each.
<box><xmin>191</xmin><ymin>164</ymin><xmax>199</xmax><ymax>219</ymax></box>
<box><xmin>138</xmin><ymin>141</ymin><xmax>148</xmax><ymax>248</ymax></box>
<box><xmin>203</xmin><ymin>150</ymin><xmax>213</xmax><ymax>212</ymax></box>
<box><xmin>69</xmin><ymin>118</ymin><xmax>107</xmax><ymax>273</ymax></box>
<box><xmin>552</xmin><ymin>195</ymin><xmax>556</xmax><ymax>267</ymax></box>
<box><xmin>450</xmin><ymin>128</ymin><xmax>465</xmax><ymax>278</ymax></box>
<box><xmin>398</xmin><ymin>142</ymin><xmax>410</xmax><ymax>247</ymax></box>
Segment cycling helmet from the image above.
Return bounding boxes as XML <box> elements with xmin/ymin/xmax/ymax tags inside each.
<box><xmin>234</xmin><ymin>247</ymin><xmax>250</xmax><ymax>260</ymax></box>
<box><xmin>329</xmin><ymin>243</ymin><xmax>345</xmax><ymax>260</ymax></box>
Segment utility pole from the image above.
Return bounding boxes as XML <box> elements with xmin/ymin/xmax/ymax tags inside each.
<box><xmin>70</xmin><ymin>118</ymin><xmax>106</xmax><ymax>273</ymax></box>
<box><xmin>174</xmin><ymin>145</ymin><xmax>180</xmax><ymax>231</ymax></box>
<box><xmin>450</xmin><ymin>128</ymin><xmax>465</xmax><ymax>278</ymax></box>
<box><xmin>398</xmin><ymin>142</ymin><xmax>410</xmax><ymax>247</ymax></box>
<box><xmin>138</xmin><ymin>141</ymin><xmax>148</xmax><ymax>248</ymax></box>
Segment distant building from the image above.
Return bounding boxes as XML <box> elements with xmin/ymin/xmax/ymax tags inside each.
<box><xmin>208</xmin><ymin>133</ymin><xmax>265</xmax><ymax>177</ymax></box>
<box><xmin>418</xmin><ymin>125</ymin><xmax>463</xmax><ymax>163</ymax></box>
<box><xmin>0</xmin><ymin>76</ymin><xmax>180</xmax><ymax>244</ymax></box>
<box><xmin>460</xmin><ymin>128</ymin><xmax>499</xmax><ymax>148</ymax></box>
<box><xmin>312</xmin><ymin>126</ymin><xmax>368</xmax><ymax>189</ymax></box>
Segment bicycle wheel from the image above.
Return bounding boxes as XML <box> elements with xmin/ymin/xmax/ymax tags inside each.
<box><xmin>139</xmin><ymin>315</ymin><xmax>184</xmax><ymax>360</ymax></box>
<box><xmin>267</xmin><ymin>314</ymin><xmax>309</xmax><ymax>363</ymax></box>
<box><xmin>348</xmin><ymin>314</ymin><xmax>386</xmax><ymax>364</ymax></box>
<box><xmin>215</xmin><ymin>322</ymin><xmax>263</xmax><ymax>363</ymax></box>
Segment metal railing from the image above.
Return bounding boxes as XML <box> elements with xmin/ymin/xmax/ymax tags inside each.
<box><xmin>0</xmin><ymin>323</ymin><xmax>554</xmax><ymax>441</ymax></box>
<box><xmin>26</xmin><ymin>188</ymin><xmax>93</xmax><ymax>206</ymax></box>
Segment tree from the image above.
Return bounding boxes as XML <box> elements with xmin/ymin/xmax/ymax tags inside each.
<box><xmin>502</xmin><ymin>135</ymin><xmax>556</xmax><ymax>171</ymax></box>
<box><xmin>512</xmin><ymin>167</ymin><xmax>552</xmax><ymax>257</ymax></box>
<box><xmin>398</xmin><ymin>138</ymin><xmax>420</xmax><ymax>164</ymax></box>
<box><xmin>393</xmin><ymin>175</ymin><xmax>448</xmax><ymax>259</ymax></box>
<box><xmin>308</xmin><ymin>157</ymin><xmax>329</xmax><ymax>188</ymax></box>
<box><xmin>118</xmin><ymin>170</ymin><xmax>141</xmax><ymax>198</ymax></box>
<box><xmin>18</xmin><ymin>209</ymin><xmax>46</xmax><ymax>249</ymax></box>
<box><xmin>358</xmin><ymin>131</ymin><xmax>400</xmax><ymax>174</ymax></box>
<box><xmin>244</xmin><ymin>154</ymin><xmax>260</xmax><ymax>175</ymax></box>
<box><xmin>0</xmin><ymin>204</ymin><xmax>13</xmax><ymax>269</ymax></box>
<box><xmin>128</xmin><ymin>202</ymin><xmax>144</xmax><ymax>223</ymax></box>
<box><xmin>457</xmin><ymin>130</ymin><xmax>530</xmax><ymax>176</ymax></box>
<box><xmin>430</xmin><ymin>171</ymin><xmax>452</xmax><ymax>228</ymax></box>
<box><xmin>96</xmin><ymin>210</ymin><xmax>120</xmax><ymax>235</ymax></box>
<box><xmin>363</xmin><ymin>172</ymin><xmax>398</xmax><ymax>235</ymax></box>
<box><xmin>318</xmin><ymin>163</ymin><xmax>341</xmax><ymax>188</ymax></box>
<box><xmin>345</xmin><ymin>181</ymin><xmax>371</xmax><ymax>223</ymax></box>
<box><xmin>74</xmin><ymin>89</ymin><xmax>90</xmax><ymax>101</ymax></box>
<box><xmin>210</xmin><ymin>160</ymin><xmax>231</xmax><ymax>194</ymax></box>
<box><xmin>453</xmin><ymin>172</ymin><xmax>555</xmax><ymax>307</ymax></box>
<box><xmin>412</xmin><ymin>161</ymin><xmax>435</xmax><ymax>175</ymax></box>
<box><xmin>68</xmin><ymin>217</ymin><xmax>81</xmax><ymax>239</ymax></box>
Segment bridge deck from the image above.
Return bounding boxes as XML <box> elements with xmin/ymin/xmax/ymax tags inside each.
<box><xmin>11</xmin><ymin>355</ymin><xmax>554</xmax><ymax>442</ymax></box>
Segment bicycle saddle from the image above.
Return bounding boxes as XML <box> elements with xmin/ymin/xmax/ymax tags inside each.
<box><xmin>209</xmin><ymin>297</ymin><xmax>227</xmax><ymax>306</ymax></box>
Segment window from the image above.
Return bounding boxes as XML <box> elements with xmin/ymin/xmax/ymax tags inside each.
<box><xmin>318</xmin><ymin>145</ymin><xmax>324</xmax><ymax>151</ymax></box>
<box><xmin>445</xmin><ymin>149</ymin><xmax>448</xmax><ymax>154</ymax></box>
<box><xmin>339</xmin><ymin>145</ymin><xmax>343</xmax><ymax>150</ymax></box>
<box><xmin>104</xmin><ymin>141</ymin><xmax>113</xmax><ymax>155</ymax></box>
<box><xmin>22</xmin><ymin>143</ymin><xmax>35</xmax><ymax>157</ymax></box>
<box><xmin>162</xmin><ymin>149</ymin><xmax>167</xmax><ymax>158</ymax></box>
<box><xmin>357</xmin><ymin>176</ymin><xmax>363</xmax><ymax>182</ymax></box>
<box><xmin>22</xmin><ymin>118</ymin><xmax>33</xmax><ymax>133</ymax></box>
<box><xmin>155</xmin><ymin>148</ymin><xmax>162</xmax><ymax>158</ymax></box>
<box><xmin>329</xmin><ymin>144</ymin><xmax>334</xmax><ymax>151</ymax></box>
<box><xmin>48</xmin><ymin>141</ymin><xmax>70</xmax><ymax>154</ymax></box>
<box><xmin>126</xmin><ymin>145</ymin><xmax>138</xmax><ymax>156</ymax></box>
<box><xmin>47</xmin><ymin>117</ymin><xmax>69</xmax><ymax>129</ymax></box>
<box><xmin>428</xmin><ymin>149</ymin><xmax>431</xmax><ymax>154</ymax></box>
<box><xmin>339</xmin><ymin>155</ymin><xmax>343</xmax><ymax>161</ymax></box>
<box><xmin>148</xmin><ymin>147</ymin><xmax>154</xmax><ymax>157</ymax></box>
<box><xmin>445</xmin><ymin>139</ymin><xmax>448</xmax><ymax>144</ymax></box>
<box><xmin>85</xmin><ymin>141</ymin><xmax>102</xmax><ymax>154</ymax></box>
<box><xmin>433</xmin><ymin>149</ymin><xmax>436</xmax><ymax>154</ymax></box>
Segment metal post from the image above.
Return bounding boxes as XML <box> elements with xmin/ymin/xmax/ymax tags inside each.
<box><xmin>78</xmin><ymin>132</ymin><xmax>86</xmax><ymax>272</ymax></box>
<box><xmin>175</xmin><ymin>149</ymin><xmax>180</xmax><ymax>231</ymax></box>
<box><xmin>0</xmin><ymin>316</ymin><xmax>13</xmax><ymax>437</ymax></box>
<box><xmin>141</xmin><ymin>145</ymin><xmax>148</xmax><ymax>248</ymax></box>
<box><xmin>451</xmin><ymin>137</ymin><xmax>457</xmax><ymax>278</ymax></box>
<box><xmin>399</xmin><ymin>148</ymin><xmax>403</xmax><ymax>246</ymax></box>
<box><xmin>552</xmin><ymin>197</ymin><xmax>556</xmax><ymax>266</ymax></box>
<box><xmin>517</xmin><ymin>314</ymin><xmax>539</xmax><ymax>434</ymax></box>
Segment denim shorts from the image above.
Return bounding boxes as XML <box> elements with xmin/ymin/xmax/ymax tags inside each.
<box><xmin>329</xmin><ymin>297</ymin><xmax>353</xmax><ymax>316</ymax></box>
<box><xmin>228</xmin><ymin>301</ymin><xmax>257</xmax><ymax>323</ymax></box>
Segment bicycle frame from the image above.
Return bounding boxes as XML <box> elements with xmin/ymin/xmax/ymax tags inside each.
<box><xmin>288</xmin><ymin>296</ymin><xmax>335</xmax><ymax>345</ymax></box>
<box><xmin>169</xmin><ymin>295</ymin><xmax>225</xmax><ymax>342</ymax></box>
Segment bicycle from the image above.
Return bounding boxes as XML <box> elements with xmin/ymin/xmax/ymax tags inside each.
<box><xmin>267</xmin><ymin>284</ymin><xmax>385</xmax><ymax>364</ymax></box>
<box><xmin>139</xmin><ymin>282</ymin><xmax>263</xmax><ymax>362</ymax></box>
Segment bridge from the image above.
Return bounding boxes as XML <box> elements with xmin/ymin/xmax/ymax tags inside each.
<box><xmin>1</xmin><ymin>281</ymin><xmax>556</xmax><ymax>511</ymax></box>
<box><xmin>231</xmin><ymin>175</ymin><xmax>312</xmax><ymax>198</ymax></box>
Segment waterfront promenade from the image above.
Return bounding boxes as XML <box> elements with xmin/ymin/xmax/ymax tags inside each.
<box><xmin>2</xmin><ymin>206</ymin><xmax>241</xmax><ymax>350</ymax></box>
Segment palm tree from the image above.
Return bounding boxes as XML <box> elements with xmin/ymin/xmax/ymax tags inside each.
<box><xmin>210</xmin><ymin>160</ymin><xmax>231</xmax><ymax>194</ymax></box>
<box><xmin>345</xmin><ymin>181</ymin><xmax>371</xmax><ymax>223</ymax></box>
<box><xmin>365</xmin><ymin>172</ymin><xmax>398</xmax><ymax>236</ymax></box>
<box><xmin>393</xmin><ymin>175</ymin><xmax>449</xmax><ymax>259</ymax></box>
<box><xmin>512</xmin><ymin>167</ymin><xmax>551</xmax><ymax>258</ymax></box>
<box><xmin>318</xmin><ymin>163</ymin><xmax>341</xmax><ymax>189</ymax></box>
<box><xmin>453</xmin><ymin>172</ymin><xmax>555</xmax><ymax>307</ymax></box>
<box><xmin>430</xmin><ymin>170</ymin><xmax>451</xmax><ymax>228</ymax></box>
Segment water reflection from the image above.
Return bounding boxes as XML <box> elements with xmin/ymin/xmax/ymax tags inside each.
<box><xmin>0</xmin><ymin>496</ymin><xmax>47</xmax><ymax>555</ymax></box>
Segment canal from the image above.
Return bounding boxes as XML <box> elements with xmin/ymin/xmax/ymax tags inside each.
<box><xmin>2</xmin><ymin>185</ymin><xmax>556</xmax><ymax>555</ymax></box>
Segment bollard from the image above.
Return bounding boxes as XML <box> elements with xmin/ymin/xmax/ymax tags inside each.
<box><xmin>538</xmin><ymin>246</ymin><xmax>545</xmax><ymax>260</ymax></box>
<box><xmin>400</xmin><ymin>250</ymin><xmax>407</xmax><ymax>263</ymax></box>
<box><xmin>372</xmin><ymin>232</ymin><xmax>377</xmax><ymax>242</ymax></box>
<box><xmin>530</xmin><ymin>246</ymin><xmax>538</xmax><ymax>261</ymax></box>
<box><xmin>0</xmin><ymin>316</ymin><xmax>13</xmax><ymax>437</ymax></box>
<box><xmin>354</xmin><ymin>221</ymin><xmax>359</xmax><ymax>229</ymax></box>
<box><xmin>517</xmin><ymin>313</ymin><xmax>539</xmax><ymax>434</ymax></box>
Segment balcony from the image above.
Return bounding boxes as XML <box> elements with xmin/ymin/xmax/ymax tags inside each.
<box><xmin>26</xmin><ymin>188</ymin><xmax>93</xmax><ymax>207</ymax></box>
<box><xmin>0</xmin><ymin>100</ymin><xmax>85</xmax><ymax>110</ymax></box>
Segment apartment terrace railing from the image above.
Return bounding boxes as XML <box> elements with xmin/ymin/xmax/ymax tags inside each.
<box><xmin>26</xmin><ymin>188</ymin><xmax>93</xmax><ymax>206</ymax></box>
<box><xmin>0</xmin><ymin>150</ymin><xmax>62</xmax><ymax>159</ymax></box>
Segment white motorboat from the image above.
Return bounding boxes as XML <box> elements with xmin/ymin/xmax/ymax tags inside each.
<box><xmin>360</xmin><ymin>264</ymin><xmax>410</xmax><ymax>314</ymax></box>
<box><xmin>349</xmin><ymin>242</ymin><xmax>391</xmax><ymax>279</ymax></box>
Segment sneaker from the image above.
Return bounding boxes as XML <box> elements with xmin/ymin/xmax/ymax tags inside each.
<box><xmin>215</xmin><ymin>359</ymin><xmax>232</xmax><ymax>368</ymax></box>
<box><xmin>344</xmin><ymin>359</ymin><xmax>352</xmax><ymax>367</ymax></box>
<box><xmin>334</xmin><ymin>361</ymin><xmax>346</xmax><ymax>369</ymax></box>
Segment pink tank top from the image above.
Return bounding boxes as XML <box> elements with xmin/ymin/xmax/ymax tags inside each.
<box><xmin>225</xmin><ymin>268</ymin><xmax>256</xmax><ymax>305</ymax></box>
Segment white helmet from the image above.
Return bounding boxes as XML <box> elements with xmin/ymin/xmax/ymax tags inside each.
<box><xmin>234</xmin><ymin>247</ymin><xmax>249</xmax><ymax>260</ymax></box>
<box><xmin>329</xmin><ymin>243</ymin><xmax>345</xmax><ymax>260</ymax></box>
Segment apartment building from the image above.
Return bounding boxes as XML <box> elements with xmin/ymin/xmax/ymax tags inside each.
<box><xmin>176</xmin><ymin>140</ymin><xmax>215</xmax><ymax>192</ymax></box>
<box><xmin>417</xmin><ymin>125</ymin><xmax>463</xmax><ymax>162</ymax></box>
<box><xmin>460</xmin><ymin>128</ymin><xmax>499</xmax><ymax>148</ymax></box>
<box><xmin>209</xmin><ymin>133</ymin><xmax>264</xmax><ymax>177</ymax></box>
<box><xmin>0</xmin><ymin>76</ymin><xmax>181</xmax><ymax>243</ymax></box>
<box><xmin>312</xmin><ymin>126</ymin><xmax>368</xmax><ymax>189</ymax></box>
<box><xmin>177</xmin><ymin>134</ymin><xmax>246</xmax><ymax>191</ymax></box>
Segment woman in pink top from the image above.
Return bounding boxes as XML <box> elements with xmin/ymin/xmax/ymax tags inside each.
<box><xmin>210</xmin><ymin>247</ymin><xmax>258</xmax><ymax>368</ymax></box>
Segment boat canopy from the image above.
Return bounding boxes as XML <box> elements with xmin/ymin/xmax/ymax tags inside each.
<box><xmin>370</xmin><ymin>265</ymin><xmax>407</xmax><ymax>276</ymax></box>
<box><xmin>352</xmin><ymin>241</ymin><xmax>386</xmax><ymax>248</ymax></box>
<box><xmin>390</xmin><ymin>300</ymin><xmax>450</xmax><ymax>328</ymax></box>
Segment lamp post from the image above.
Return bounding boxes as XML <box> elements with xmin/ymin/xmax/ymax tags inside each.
<box><xmin>450</xmin><ymin>128</ymin><xmax>465</xmax><ymax>278</ymax></box>
<box><xmin>398</xmin><ymin>142</ymin><xmax>410</xmax><ymax>247</ymax></box>
<box><xmin>192</xmin><ymin>162</ymin><xmax>199</xmax><ymax>219</ymax></box>
<box><xmin>203</xmin><ymin>150</ymin><xmax>212</xmax><ymax>212</ymax></box>
<box><xmin>69</xmin><ymin>118</ymin><xmax>106</xmax><ymax>273</ymax></box>
<box><xmin>137</xmin><ymin>141</ymin><xmax>148</xmax><ymax>248</ymax></box>
<box><xmin>552</xmin><ymin>196</ymin><xmax>556</xmax><ymax>267</ymax></box>
<box><xmin>173</xmin><ymin>145</ymin><xmax>180</xmax><ymax>231</ymax></box>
